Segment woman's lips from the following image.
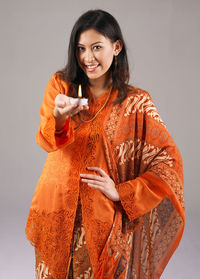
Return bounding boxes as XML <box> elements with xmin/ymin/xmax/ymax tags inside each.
<box><xmin>85</xmin><ymin>64</ymin><xmax>99</xmax><ymax>72</ymax></box>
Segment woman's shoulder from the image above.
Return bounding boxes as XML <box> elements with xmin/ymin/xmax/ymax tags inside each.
<box><xmin>127</xmin><ymin>84</ymin><xmax>151</xmax><ymax>99</ymax></box>
<box><xmin>122</xmin><ymin>85</ymin><xmax>163</xmax><ymax>122</ymax></box>
<box><xmin>121</xmin><ymin>84</ymin><xmax>153</xmax><ymax>107</ymax></box>
<box><xmin>48</xmin><ymin>72</ymin><xmax>72</xmax><ymax>95</ymax></box>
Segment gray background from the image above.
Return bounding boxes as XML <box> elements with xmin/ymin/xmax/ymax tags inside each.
<box><xmin>0</xmin><ymin>0</ymin><xmax>199</xmax><ymax>278</ymax></box>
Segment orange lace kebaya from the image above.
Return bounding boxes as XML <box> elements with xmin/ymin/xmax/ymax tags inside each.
<box><xmin>26</xmin><ymin>73</ymin><xmax>184</xmax><ymax>279</ymax></box>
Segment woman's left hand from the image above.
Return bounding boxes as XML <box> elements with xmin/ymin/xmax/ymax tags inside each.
<box><xmin>80</xmin><ymin>167</ymin><xmax>120</xmax><ymax>202</ymax></box>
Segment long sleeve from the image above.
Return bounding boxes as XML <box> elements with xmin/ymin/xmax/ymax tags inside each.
<box><xmin>116</xmin><ymin>174</ymin><xmax>166</xmax><ymax>220</ymax></box>
<box><xmin>115</xmin><ymin>91</ymin><xmax>184</xmax><ymax>222</ymax></box>
<box><xmin>36</xmin><ymin>73</ymin><xmax>74</xmax><ymax>152</ymax></box>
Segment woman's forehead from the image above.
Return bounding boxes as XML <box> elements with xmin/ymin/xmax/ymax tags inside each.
<box><xmin>78</xmin><ymin>29</ymin><xmax>110</xmax><ymax>45</ymax></box>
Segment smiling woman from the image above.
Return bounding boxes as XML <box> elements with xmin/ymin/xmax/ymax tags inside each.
<box><xmin>25</xmin><ymin>9</ymin><xmax>184</xmax><ymax>279</ymax></box>
<box><xmin>76</xmin><ymin>29</ymin><xmax>122</xmax><ymax>96</ymax></box>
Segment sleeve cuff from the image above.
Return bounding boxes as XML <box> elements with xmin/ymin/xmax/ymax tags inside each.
<box><xmin>116</xmin><ymin>174</ymin><xmax>166</xmax><ymax>221</ymax></box>
<box><xmin>55</xmin><ymin>117</ymin><xmax>73</xmax><ymax>146</ymax></box>
<box><xmin>116</xmin><ymin>181</ymin><xmax>140</xmax><ymax>221</ymax></box>
<box><xmin>38</xmin><ymin>114</ymin><xmax>74</xmax><ymax>151</ymax></box>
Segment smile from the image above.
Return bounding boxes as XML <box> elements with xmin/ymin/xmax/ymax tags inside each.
<box><xmin>85</xmin><ymin>64</ymin><xmax>99</xmax><ymax>71</ymax></box>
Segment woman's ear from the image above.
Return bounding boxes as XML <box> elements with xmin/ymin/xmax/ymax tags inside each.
<box><xmin>113</xmin><ymin>40</ymin><xmax>123</xmax><ymax>56</ymax></box>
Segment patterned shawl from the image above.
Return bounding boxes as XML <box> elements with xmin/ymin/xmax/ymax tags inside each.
<box><xmin>93</xmin><ymin>89</ymin><xmax>184</xmax><ymax>278</ymax></box>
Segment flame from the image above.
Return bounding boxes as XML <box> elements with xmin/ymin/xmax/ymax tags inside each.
<box><xmin>78</xmin><ymin>84</ymin><xmax>82</xmax><ymax>98</ymax></box>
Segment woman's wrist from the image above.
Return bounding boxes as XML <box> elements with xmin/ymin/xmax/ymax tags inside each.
<box><xmin>54</xmin><ymin>115</ymin><xmax>69</xmax><ymax>132</ymax></box>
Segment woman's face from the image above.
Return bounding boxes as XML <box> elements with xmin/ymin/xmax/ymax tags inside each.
<box><xmin>76</xmin><ymin>29</ymin><xmax>121</xmax><ymax>84</ymax></box>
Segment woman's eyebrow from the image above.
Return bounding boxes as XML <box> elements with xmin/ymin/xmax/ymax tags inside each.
<box><xmin>77</xmin><ymin>41</ymin><xmax>103</xmax><ymax>46</ymax></box>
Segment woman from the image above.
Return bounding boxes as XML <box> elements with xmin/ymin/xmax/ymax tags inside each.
<box><xmin>25</xmin><ymin>9</ymin><xmax>185</xmax><ymax>279</ymax></box>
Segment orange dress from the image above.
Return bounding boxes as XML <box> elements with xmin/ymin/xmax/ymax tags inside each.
<box><xmin>26</xmin><ymin>73</ymin><xmax>184</xmax><ymax>279</ymax></box>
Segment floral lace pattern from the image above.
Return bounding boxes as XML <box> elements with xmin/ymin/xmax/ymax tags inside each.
<box><xmin>26</xmin><ymin>209</ymin><xmax>75</xmax><ymax>279</ymax></box>
<box><xmin>26</xmin><ymin>75</ymin><xmax>184</xmax><ymax>279</ymax></box>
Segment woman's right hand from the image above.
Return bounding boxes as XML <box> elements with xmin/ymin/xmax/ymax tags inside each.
<box><xmin>53</xmin><ymin>94</ymin><xmax>88</xmax><ymax>130</ymax></box>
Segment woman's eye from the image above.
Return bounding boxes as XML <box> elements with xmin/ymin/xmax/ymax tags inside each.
<box><xmin>77</xmin><ymin>46</ymin><xmax>84</xmax><ymax>51</ymax></box>
<box><xmin>93</xmin><ymin>46</ymin><xmax>101</xmax><ymax>50</ymax></box>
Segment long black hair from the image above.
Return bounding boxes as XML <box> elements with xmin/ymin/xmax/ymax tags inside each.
<box><xmin>58</xmin><ymin>9</ymin><xmax>132</xmax><ymax>103</ymax></box>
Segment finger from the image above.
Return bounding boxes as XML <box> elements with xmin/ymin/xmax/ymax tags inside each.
<box><xmin>56</xmin><ymin>105</ymin><xmax>76</xmax><ymax>117</ymax></box>
<box><xmin>71</xmin><ymin>106</ymin><xmax>84</xmax><ymax>115</ymax></box>
<box><xmin>80</xmin><ymin>174</ymin><xmax>105</xmax><ymax>182</ymax></box>
<box><xmin>58</xmin><ymin>104</ymin><xmax>79</xmax><ymax>116</ymax></box>
<box><xmin>87</xmin><ymin>183</ymin><xmax>104</xmax><ymax>191</ymax></box>
<box><xmin>82</xmin><ymin>105</ymin><xmax>89</xmax><ymax>110</ymax></box>
<box><xmin>56</xmin><ymin>101</ymin><xmax>66</xmax><ymax>108</ymax></box>
<box><xmin>76</xmin><ymin>104</ymin><xmax>89</xmax><ymax>112</ymax></box>
<box><xmin>56</xmin><ymin>102</ymin><xmax>77</xmax><ymax>110</ymax></box>
<box><xmin>81</xmin><ymin>178</ymin><xmax>104</xmax><ymax>186</ymax></box>
<box><xmin>55</xmin><ymin>96</ymin><xmax>65</xmax><ymax>106</ymax></box>
<box><xmin>55</xmin><ymin>94</ymin><xmax>69</xmax><ymax>105</ymax></box>
<box><xmin>66</xmin><ymin>105</ymin><xmax>85</xmax><ymax>117</ymax></box>
<box><xmin>86</xmin><ymin>167</ymin><xmax>108</xmax><ymax>177</ymax></box>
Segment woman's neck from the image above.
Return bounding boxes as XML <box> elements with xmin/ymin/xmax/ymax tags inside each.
<box><xmin>88</xmin><ymin>74</ymin><xmax>112</xmax><ymax>98</ymax></box>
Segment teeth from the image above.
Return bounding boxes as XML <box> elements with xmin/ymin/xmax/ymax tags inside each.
<box><xmin>86</xmin><ymin>65</ymin><xmax>98</xmax><ymax>69</ymax></box>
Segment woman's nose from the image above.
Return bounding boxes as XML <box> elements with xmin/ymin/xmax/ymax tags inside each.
<box><xmin>84</xmin><ymin>50</ymin><xmax>95</xmax><ymax>63</ymax></box>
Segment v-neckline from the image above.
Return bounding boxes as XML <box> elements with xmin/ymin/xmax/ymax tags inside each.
<box><xmin>86</xmin><ymin>85</ymin><xmax>113</xmax><ymax>105</ymax></box>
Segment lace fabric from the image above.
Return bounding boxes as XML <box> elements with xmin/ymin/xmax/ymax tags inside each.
<box><xmin>26</xmin><ymin>73</ymin><xmax>184</xmax><ymax>279</ymax></box>
<box><xmin>34</xmin><ymin>196</ymin><xmax>94</xmax><ymax>279</ymax></box>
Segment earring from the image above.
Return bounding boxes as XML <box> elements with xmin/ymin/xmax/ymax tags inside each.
<box><xmin>115</xmin><ymin>55</ymin><xmax>118</xmax><ymax>69</ymax></box>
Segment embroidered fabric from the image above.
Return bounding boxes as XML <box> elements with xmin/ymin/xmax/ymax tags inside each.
<box><xmin>26</xmin><ymin>74</ymin><xmax>184</xmax><ymax>279</ymax></box>
<box><xmin>34</xmin><ymin>195</ymin><xmax>94</xmax><ymax>279</ymax></box>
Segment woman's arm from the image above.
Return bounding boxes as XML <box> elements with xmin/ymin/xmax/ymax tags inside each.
<box><xmin>114</xmin><ymin>91</ymin><xmax>184</xmax><ymax>222</ymax></box>
<box><xmin>36</xmin><ymin>74</ymin><xmax>74</xmax><ymax>152</ymax></box>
